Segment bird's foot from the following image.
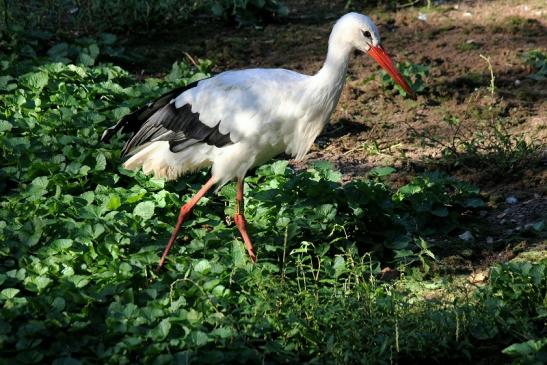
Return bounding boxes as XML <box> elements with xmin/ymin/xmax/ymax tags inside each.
<box><xmin>234</xmin><ymin>213</ymin><xmax>256</xmax><ymax>263</ymax></box>
<box><xmin>247</xmin><ymin>247</ymin><xmax>257</xmax><ymax>263</ymax></box>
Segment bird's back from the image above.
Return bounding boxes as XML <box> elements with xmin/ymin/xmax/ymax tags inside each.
<box><xmin>174</xmin><ymin>68</ymin><xmax>310</xmax><ymax>143</ymax></box>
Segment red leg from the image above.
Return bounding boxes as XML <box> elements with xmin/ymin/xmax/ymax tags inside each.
<box><xmin>156</xmin><ymin>177</ymin><xmax>217</xmax><ymax>272</ymax></box>
<box><xmin>234</xmin><ymin>177</ymin><xmax>256</xmax><ymax>262</ymax></box>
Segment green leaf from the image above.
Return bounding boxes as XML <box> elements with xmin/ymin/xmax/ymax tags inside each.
<box><xmin>0</xmin><ymin>288</ymin><xmax>20</xmax><ymax>299</ymax></box>
<box><xmin>133</xmin><ymin>201</ymin><xmax>155</xmax><ymax>220</ymax></box>
<box><xmin>30</xmin><ymin>276</ymin><xmax>52</xmax><ymax>291</ymax></box>
<box><xmin>190</xmin><ymin>330</ymin><xmax>209</xmax><ymax>346</ymax></box>
<box><xmin>333</xmin><ymin>256</ymin><xmax>346</xmax><ymax>278</ymax></box>
<box><xmin>194</xmin><ymin>259</ymin><xmax>212</xmax><ymax>274</ymax></box>
<box><xmin>51</xmin><ymin>238</ymin><xmax>73</xmax><ymax>251</ymax></box>
<box><xmin>95</xmin><ymin>153</ymin><xmax>107</xmax><ymax>171</ymax></box>
<box><xmin>531</xmin><ymin>220</ymin><xmax>544</xmax><ymax>232</ymax></box>
<box><xmin>69</xmin><ymin>275</ymin><xmax>90</xmax><ymax>288</ymax></box>
<box><xmin>317</xmin><ymin>204</ymin><xmax>336</xmax><ymax>220</ymax></box>
<box><xmin>106</xmin><ymin>194</ymin><xmax>121</xmax><ymax>210</ymax></box>
<box><xmin>311</xmin><ymin>160</ymin><xmax>342</xmax><ymax>182</ymax></box>
<box><xmin>81</xmin><ymin>191</ymin><xmax>95</xmax><ymax>204</ymax></box>
<box><xmin>78</xmin><ymin>52</ymin><xmax>95</xmax><ymax>67</ymax></box>
<box><xmin>20</xmin><ymin>71</ymin><xmax>49</xmax><ymax>90</ymax></box>
<box><xmin>112</xmin><ymin>107</ymin><xmax>130</xmax><ymax>120</ymax></box>
<box><xmin>52</xmin><ymin>297</ymin><xmax>66</xmax><ymax>311</ymax></box>
<box><xmin>386</xmin><ymin>236</ymin><xmax>411</xmax><ymax>250</ymax></box>
<box><xmin>48</xmin><ymin>43</ymin><xmax>69</xmax><ymax>58</ymax></box>
<box><xmin>369</xmin><ymin>166</ymin><xmax>396</xmax><ymax>177</ymax></box>
<box><xmin>503</xmin><ymin>338</ymin><xmax>547</xmax><ymax>357</ymax></box>
<box><xmin>0</xmin><ymin>120</ymin><xmax>13</xmax><ymax>132</ymax></box>
<box><xmin>398</xmin><ymin>183</ymin><xmax>422</xmax><ymax>197</ymax></box>
<box><xmin>211</xmin><ymin>2</ymin><xmax>224</xmax><ymax>16</ymax></box>
<box><xmin>100</xmin><ymin>33</ymin><xmax>117</xmax><ymax>45</ymax></box>
<box><xmin>88</xmin><ymin>43</ymin><xmax>100</xmax><ymax>58</ymax></box>
<box><xmin>271</xmin><ymin>160</ymin><xmax>289</xmax><ymax>175</ymax></box>
<box><xmin>276</xmin><ymin>3</ymin><xmax>289</xmax><ymax>17</ymax></box>
<box><xmin>29</xmin><ymin>176</ymin><xmax>49</xmax><ymax>198</ymax></box>
<box><xmin>67</xmin><ymin>64</ymin><xmax>87</xmax><ymax>78</ymax></box>
<box><xmin>212</xmin><ymin>326</ymin><xmax>233</xmax><ymax>339</ymax></box>
<box><xmin>150</xmin><ymin>319</ymin><xmax>171</xmax><ymax>340</ymax></box>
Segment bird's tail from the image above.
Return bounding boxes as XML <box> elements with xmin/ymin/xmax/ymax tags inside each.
<box><xmin>123</xmin><ymin>141</ymin><xmax>213</xmax><ymax>181</ymax></box>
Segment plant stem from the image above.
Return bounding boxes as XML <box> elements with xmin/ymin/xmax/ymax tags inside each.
<box><xmin>480</xmin><ymin>54</ymin><xmax>495</xmax><ymax>96</ymax></box>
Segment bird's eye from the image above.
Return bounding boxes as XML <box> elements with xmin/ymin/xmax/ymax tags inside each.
<box><xmin>362</xmin><ymin>30</ymin><xmax>372</xmax><ymax>39</ymax></box>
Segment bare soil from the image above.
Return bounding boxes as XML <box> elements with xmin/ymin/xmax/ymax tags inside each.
<box><xmin>123</xmin><ymin>0</ymin><xmax>546</xmax><ymax>272</ymax></box>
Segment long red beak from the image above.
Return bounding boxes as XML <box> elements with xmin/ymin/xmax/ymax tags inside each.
<box><xmin>368</xmin><ymin>45</ymin><xmax>415</xmax><ymax>98</ymax></box>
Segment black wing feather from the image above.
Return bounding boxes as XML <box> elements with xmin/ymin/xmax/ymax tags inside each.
<box><xmin>101</xmin><ymin>78</ymin><xmax>233</xmax><ymax>157</ymax></box>
<box><xmin>100</xmin><ymin>82</ymin><xmax>194</xmax><ymax>142</ymax></box>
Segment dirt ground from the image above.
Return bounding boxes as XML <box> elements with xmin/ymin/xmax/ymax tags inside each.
<box><xmin>124</xmin><ymin>0</ymin><xmax>546</xmax><ymax>271</ymax></box>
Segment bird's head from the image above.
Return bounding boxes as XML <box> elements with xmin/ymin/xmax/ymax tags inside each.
<box><xmin>334</xmin><ymin>12</ymin><xmax>415</xmax><ymax>97</ymax></box>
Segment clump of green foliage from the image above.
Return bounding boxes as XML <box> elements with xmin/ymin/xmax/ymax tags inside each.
<box><xmin>378</xmin><ymin>61</ymin><xmax>429</xmax><ymax>97</ymax></box>
<box><xmin>411</xmin><ymin>112</ymin><xmax>542</xmax><ymax>173</ymax></box>
<box><xmin>522</xmin><ymin>49</ymin><xmax>547</xmax><ymax>81</ymax></box>
<box><xmin>494</xmin><ymin>261</ymin><xmax>547</xmax><ymax>365</ymax></box>
<box><xmin>1</xmin><ymin>0</ymin><xmax>199</xmax><ymax>32</ymax></box>
<box><xmin>406</xmin><ymin>55</ymin><xmax>541</xmax><ymax>173</ymax></box>
<box><xmin>503</xmin><ymin>338</ymin><xmax>547</xmax><ymax>365</ymax></box>
<box><xmin>500</xmin><ymin>16</ymin><xmax>544</xmax><ymax>37</ymax></box>
<box><xmin>1</xmin><ymin>33</ymin><xmax>545</xmax><ymax>365</ymax></box>
<box><xmin>0</xmin><ymin>0</ymin><xmax>288</xmax><ymax>32</ymax></box>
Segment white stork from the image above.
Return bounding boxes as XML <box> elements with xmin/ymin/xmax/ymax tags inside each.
<box><xmin>101</xmin><ymin>12</ymin><xmax>414</xmax><ymax>271</ymax></box>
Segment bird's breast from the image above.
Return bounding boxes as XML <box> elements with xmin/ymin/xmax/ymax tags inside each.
<box><xmin>282</xmin><ymin>92</ymin><xmax>339</xmax><ymax>160</ymax></box>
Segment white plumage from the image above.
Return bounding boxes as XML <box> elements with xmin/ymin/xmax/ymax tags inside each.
<box><xmin>124</xmin><ymin>67</ymin><xmax>337</xmax><ymax>187</ymax></box>
<box><xmin>102</xmin><ymin>12</ymin><xmax>414</xmax><ymax>269</ymax></box>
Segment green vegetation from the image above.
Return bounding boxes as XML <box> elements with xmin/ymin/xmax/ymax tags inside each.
<box><xmin>457</xmin><ymin>40</ymin><xmax>481</xmax><ymax>52</ymax></box>
<box><xmin>0</xmin><ymin>0</ymin><xmax>288</xmax><ymax>32</ymax></box>
<box><xmin>1</xmin><ymin>15</ymin><xmax>545</xmax><ymax>365</ymax></box>
<box><xmin>522</xmin><ymin>49</ymin><xmax>547</xmax><ymax>81</ymax></box>
<box><xmin>409</xmin><ymin>112</ymin><xmax>542</xmax><ymax>173</ymax></box>
<box><xmin>406</xmin><ymin>54</ymin><xmax>542</xmax><ymax>174</ymax></box>
<box><xmin>501</xmin><ymin>16</ymin><xmax>544</xmax><ymax>37</ymax></box>
<box><xmin>378</xmin><ymin>61</ymin><xmax>429</xmax><ymax>97</ymax></box>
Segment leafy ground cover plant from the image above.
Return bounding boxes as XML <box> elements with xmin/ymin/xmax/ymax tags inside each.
<box><xmin>1</xmin><ymin>34</ymin><xmax>545</xmax><ymax>365</ymax></box>
<box><xmin>378</xmin><ymin>61</ymin><xmax>429</xmax><ymax>97</ymax></box>
<box><xmin>407</xmin><ymin>50</ymin><xmax>545</xmax><ymax>174</ymax></box>
<box><xmin>522</xmin><ymin>49</ymin><xmax>547</xmax><ymax>81</ymax></box>
<box><xmin>408</xmin><ymin>111</ymin><xmax>543</xmax><ymax>173</ymax></box>
<box><xmin>405</xmin><ymin>54</ymin><xmax>542</xmax><ymax>174</ymax></box>
<box><xmin>0</xmin><ymin>0</ymin><xmax>288</xmax><ymax>32</ymax></box>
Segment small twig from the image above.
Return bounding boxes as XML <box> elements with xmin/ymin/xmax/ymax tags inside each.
<box><xmin>397</xmin><ymin>0</ymin><xmax>421</xmax><ymax>9</ymax></box>
<box><xmin>343</xmin><ymin>144</ymin><xmax>364</xmax><ymax>156</ymax></box>
<box><xmin>183</xmin><ymin>52</ymin><xmax>198</xmax><ymax>68</ymax></box>
<box><xmin>281</xmin><ymin>224</ymin><xmax>288</xmax><ymax>284</ymax></box>
<box><xmin>343</xmin><ymin>140</ymin><xmax>399</xmax><ymax>156</ymax></box>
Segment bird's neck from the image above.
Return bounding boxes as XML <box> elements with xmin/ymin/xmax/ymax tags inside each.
<box><xmin>286</xmin><ymin>40</ymin><xmax>352</xmax><ymax>160</ymax></box>
<box><xmin>312</xmin><ymin>40</ymin><xmax>352</xmax><ymax>92</ymax></box>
